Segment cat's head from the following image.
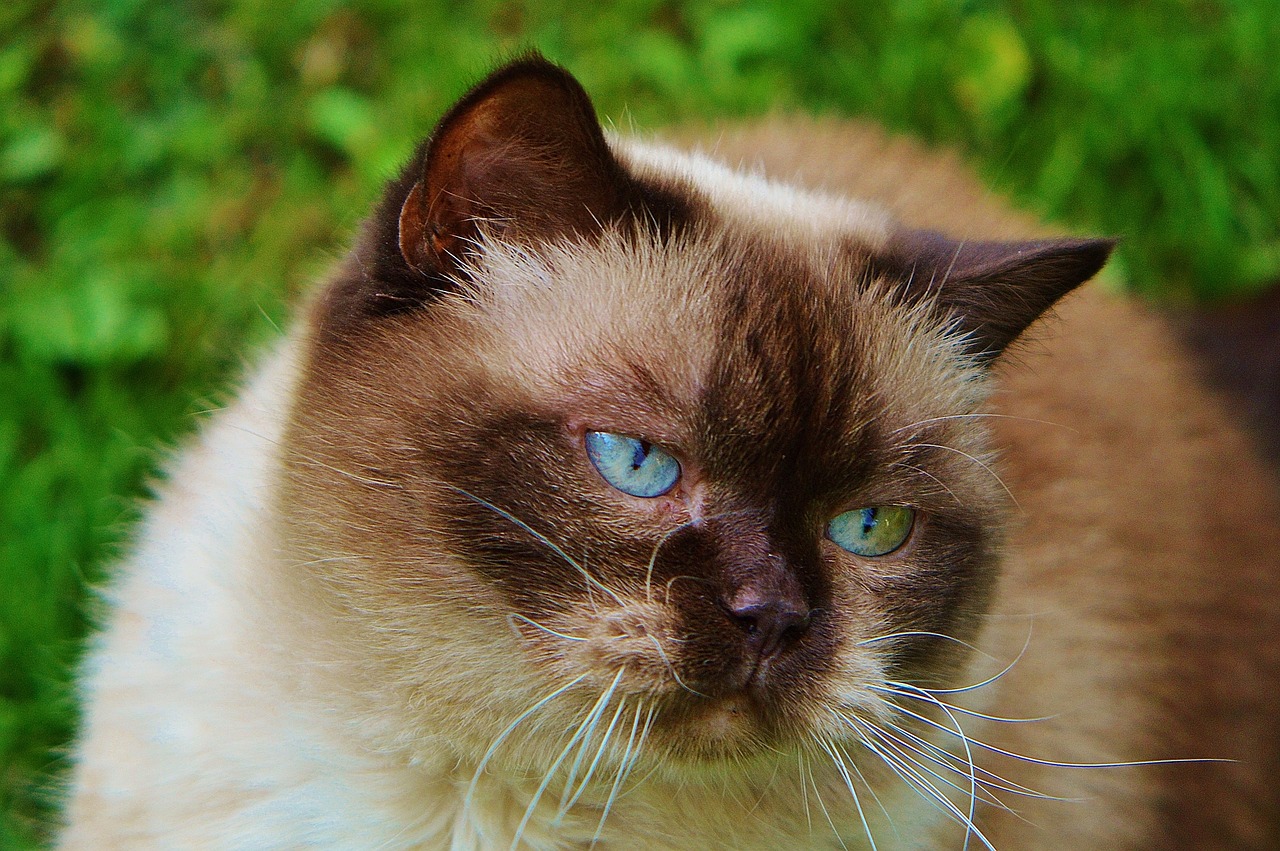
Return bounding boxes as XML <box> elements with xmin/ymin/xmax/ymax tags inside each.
<box><xmin>277</xmin><ymin>57</ymin><xmax>1110</xmax><ymax>771</ymax></box>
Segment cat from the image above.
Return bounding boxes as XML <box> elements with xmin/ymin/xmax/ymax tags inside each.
<box><xmin>59</xmin><ymin>56</ymin><xmax>1280</xmax><ymax>850</ymax></box>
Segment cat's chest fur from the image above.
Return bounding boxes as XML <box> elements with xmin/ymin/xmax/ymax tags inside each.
<box><xmin>61</xmin><ymin>59</ymin><xmax>1280</xmax><ymax>850</ymax></box>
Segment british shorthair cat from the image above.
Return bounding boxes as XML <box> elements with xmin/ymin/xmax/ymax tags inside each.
<box><xmin>60</xmin><ymin>57</ymin><xmax>1280</xmax><ymax>849</ymax></box>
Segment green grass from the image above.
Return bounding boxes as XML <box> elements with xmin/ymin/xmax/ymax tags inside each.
<box><xmin>3</xmin><ymin>0</ymin><xmax>1277</xmax><ymax>845</ymax></box>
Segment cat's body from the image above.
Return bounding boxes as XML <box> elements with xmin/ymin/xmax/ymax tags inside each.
<box><xmin>61</xmin><ymin>60</ymin><xmax>1280</xmax><ymax>849</ymax></box>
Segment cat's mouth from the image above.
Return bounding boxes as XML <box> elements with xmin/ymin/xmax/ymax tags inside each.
<box><xmin>632</xmin><ymin>679</ymin><xmax>815</xmax><ymax>762</ymax></box>
<box><xmin>535</xmin><ymin>596</ymin><xmax>847</xmax><ymax>759</ymax></box>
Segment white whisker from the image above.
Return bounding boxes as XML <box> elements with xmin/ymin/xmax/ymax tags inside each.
<box><xmin>592</xmin><ymin>702</ymin><xmax>652</xmax><ymax>845</ymax></box>
<box><xmin>510</xmin><ymin>670</ymin><xmax>624</xmax><ymax>850</ymax></box>
<box><xmin>797</xmin><ymin>751</ymin><xmax>813</xmax><ymax>835</ymax></box>
<box><xmin>643</xmin><ymin>521</ymin><xmax>693</xmax><ymax>605</ymax></box>
<box><xmin>461</xmin><ymin>674</ymin><xmax>586</xmax><ymax>831</ymax></box>
<box><xmin>805</xmin><ymin>753</ymin><xmax>851</xmax><ymax>851</ymax></box>
<box><xmin>906</xmin><ymin>685</ymin><xmax>978</xmax><ymax>851</ymax></box>
<box><xmin>813</xmin><ymin>735</ymin><xmax>877</xmax><ymax>851</ymax></box>
<box><xmin>507</xmin><ymin>613</ymin><xmax>588</xmax><ymax>642</ymax></box>
<box><xmin>226</xmin><ymin>423</ymin><xmax>403</xmax><ymax>490</ymax></box>
<box><xmin>642</xmin><ymin>510</ymin><xmax>755</xmax><ymax>604</ymax></box>
<box><xmin>890</xmin><ymin>461</ymin><xmax>963</xmax><ymax>506</ymax></box>
<box><xmin>876</xmin><ymin>717</ymin><xmax>1067</xmax><ymax>802</ymax></box>
<box><xmin>890</xmin><ymin>412</ymin><xmax>1076</xmax><ymax>437</ymax></box>
<box><xmin>832</xmin><ymin>738</ymin><xmax>898</xmax><ymax>832</ymax></box>
<box><xmin>883</xmin><ymin>698</ymin><xmax>1229</xmax><ymax>770</ymax></box>
<box><xmin>856</xmin><ymin>729</ymin><xmax>999</xmax><ymax>851</ymax></box>
<box><xmin>646</xmin><ymin>635</ymin><xmax>708</xmax><ymax>698</ymax></box>
<box><xmin>623</xmin><ymin>704</ymin><xmax>658</xmax><ymax>796</ymax></box>
<box><xmin>448</xmin><ymin>485</ymin><xmax>627</xmax><ymax>608</ymax></box>
<box><xmin>885</xmin><ymin>696</ymin><xmax>983</xmax><ymax>844</ymax></box>
<box><xmin>910</xmin><ymin>442</ymin><xmax>1020</xmax><ymax>510</ymax></box>
<box><xmin>560</xmin><ymin>696</ymin><xmax>630</xmax><ymax>817</ymax></box>
<box><xmin>856</xmin><ymin>630</ymin><xmax>993</xmax><ymax>657</ymax></box>
<box><xmin>873</xmin><ymin>683</ymin><xmax>1053</xmax><ymax>725</ymax></box>
<box><xmin>556</xmin><ymin>670</ymin><xmax>625</xmax><ymax>816</ymax></box>
<box><xmin>869</xmin><ymin>623</ymin><xmax>1034</xmax><ymax>696</ymax></box>
<box><xmin>856</xmin><ymin>720</ymin><xmax>1009</xmax><ymax>811</ymax></box>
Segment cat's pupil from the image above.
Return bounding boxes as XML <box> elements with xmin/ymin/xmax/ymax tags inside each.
<box><xmin>631</xmin><ymin>441</ymin><xmax>652</xmax><ymax>470</ymax></box>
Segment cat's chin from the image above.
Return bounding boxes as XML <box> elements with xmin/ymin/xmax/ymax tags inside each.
<box><xmin>639</xmin><ymin>690</ymin><xmax>804</xmax><ymax>763</ymax></box>
<box><xmin>677</xmin><ymin>694</ymin><xmax>756</xmax><ymax>746</ymax></box>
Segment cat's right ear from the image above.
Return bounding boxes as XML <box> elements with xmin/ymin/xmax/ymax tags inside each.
<box><xmin>396</xmin><ymin>57</ymin><xmax>634</xmax><ymax>281</ymax></box>
<box><xmin>321</xmin><ymin>56</ymin><xmax>654</xmax><ymax>336</ymax></box>
<box><xmin>319</xmin><ymin>57</ymin><xmax>696</xmax><ymax>340</ymax></box>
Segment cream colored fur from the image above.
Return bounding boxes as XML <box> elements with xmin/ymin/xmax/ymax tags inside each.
<box><xmin>61</xmin><ymin>121</ymin><xmax>1280</xmax><ymax>849</ymax></box>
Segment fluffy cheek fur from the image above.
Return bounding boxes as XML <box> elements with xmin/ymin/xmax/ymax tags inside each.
<box><xmin>275</xmin><ymin>232</ymin><xmax>1008</xmax><ymax>772</ymax></box>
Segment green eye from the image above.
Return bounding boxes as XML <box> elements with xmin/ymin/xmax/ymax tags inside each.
<box><xmin>585</xmin><ymin>432</ymin><xmax>681</xmax><ymax>498</ymax></box>
<box><xmin>828</xmin><ymin>506</ymin><xmax>915</xmax><ymax>556</ymax></box>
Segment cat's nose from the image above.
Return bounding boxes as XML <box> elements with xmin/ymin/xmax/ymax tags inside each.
<box><xmin>725</xmin><ymin>583</ymin><xmax>812</xmax><ymax>661</ymax></box>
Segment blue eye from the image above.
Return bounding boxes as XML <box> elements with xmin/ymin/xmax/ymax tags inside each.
<box><xmin>828</xmin><ymin>506</ymin><xmax>915</xmax><ymax>556</ymax></box>
<box><xmin>585</xmin><ymin>432</ymin><xmax>681</xmax><ymax>498</ymax></box>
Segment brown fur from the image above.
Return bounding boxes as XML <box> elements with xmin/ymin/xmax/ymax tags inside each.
<box><xmin>705</xmin><ymin>119</ymin><xmax>1280</xmax><ymax>846</ymax></box>
<box><xmin>284</xmin><ymin>60</ymin><xmax>1280</xmax><ymax>839</ymax></box>
<box><xmin>62</xmin><ymin>59</ymin><xmax>1280</xmax><ymax>849</ymax></box>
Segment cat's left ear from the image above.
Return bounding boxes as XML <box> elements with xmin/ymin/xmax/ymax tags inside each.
<box><xmin>877</xmin><ymin>229</ymin><xmax>1116</xmax><ymax>360</ymax></box>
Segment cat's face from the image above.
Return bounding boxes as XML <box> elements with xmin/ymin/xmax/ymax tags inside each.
<box><xmin>277</xmin><ymin>59</ymin><xmax>1109</xmax><ymax>773</ymax></box>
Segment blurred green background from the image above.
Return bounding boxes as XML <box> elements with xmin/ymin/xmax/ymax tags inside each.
<box><xmin>2</xmin><ymin>0</ymin><xmax>1278</xmax><ymax>845</ymax></box>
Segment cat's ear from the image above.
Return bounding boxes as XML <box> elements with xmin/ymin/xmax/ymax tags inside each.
<box><xmin>876</xmin><ymin>229</ymin><xmax>1116</xmax><ymax>360</ymax></box>
<box><xmin>397</xmin><ymin>56</ymin><xmax>633</xmax><ymax>279</ymax></box>
<box><xmin>320</xmin><ymin>56</ymin><xmax>685</xmax><ymax>338</ymax></box>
